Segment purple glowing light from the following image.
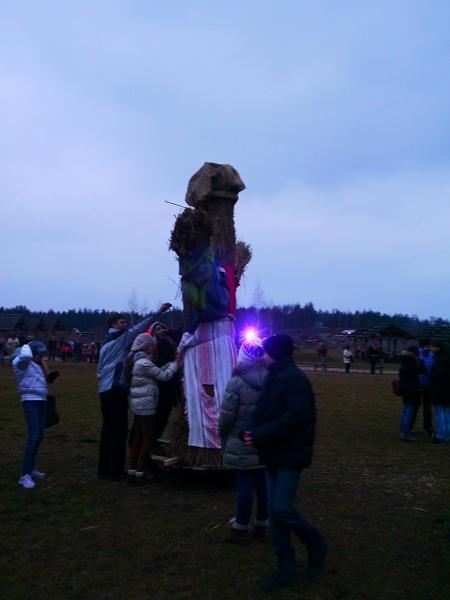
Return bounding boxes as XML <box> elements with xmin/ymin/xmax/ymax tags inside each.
<box><xmin>244</xmin><ymin>328</ymin><xmax>258</xmax><ymax>342</ymax></box>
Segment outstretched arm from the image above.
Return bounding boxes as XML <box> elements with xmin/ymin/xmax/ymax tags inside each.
<box><xmin>124</xmin><ymin>303</ymin><xmax>173</xmax><ymax>344</ymax></box>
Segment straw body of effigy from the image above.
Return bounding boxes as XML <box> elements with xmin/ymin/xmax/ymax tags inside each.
<box><xmin>168</xmin><ymin>163</ymin><xmax>250</xmax><ymax>468</ymax></box>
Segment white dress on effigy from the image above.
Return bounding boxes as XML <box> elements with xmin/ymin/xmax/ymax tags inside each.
<box><xmin>179</xmin><ymin>317</ymin><xmax>237</xmax><ymax>449</ymax></box>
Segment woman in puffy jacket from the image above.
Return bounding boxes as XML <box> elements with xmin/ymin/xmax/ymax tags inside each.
<box><xmin>12</xmin><ymin>341</ymin><xmax>49</xmax><ymax>489</ymax></box>
<box><xmin>219</xmin><ymin>337</ymin><xmax>268</xmax><ymax>543</ymax></box>
<box><xmin>125</xmin><ymin>333</ymin><xmax>180</xmax><ymax>484</ymax></box>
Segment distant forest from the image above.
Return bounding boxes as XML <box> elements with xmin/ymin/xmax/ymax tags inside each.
<box><xmin>1</xmin><ymin>303</ymin><xmax>447</xmax><ymax>336</ymax></box>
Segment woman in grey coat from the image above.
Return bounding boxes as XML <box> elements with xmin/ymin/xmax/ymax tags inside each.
<box><xmin>125</xmin><ymin>333</ymin><xmax>180</xmax><ymax>484</ymax></box>
<box><xmin>219</xmin><ymin>337</ymin><xmax>269</xmax><ymax>543</ymax></box>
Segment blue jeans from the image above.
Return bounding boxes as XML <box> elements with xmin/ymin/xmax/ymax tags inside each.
<box><xmin>434</xmin><ymin>406</ymin><xmax>450</xmax><ymax>442</ymax></box>
<box><xmin>400</xmin><ymin>404</ymin><xmax>417</xmax><ymax>436</ymax></box>
<box><xmin>22</xmin><ymin>401</ymin><xmax>47</xmax><ymax>476</ymax></box>
<box><xmin>235</xmin><ymin>468</ymin><xmax>268</xmax><ymax>526</ymax></box>
<box><xmin>267</xmin><ymin>467</ymin><xmax>324</xmax><ymax>571</ymax></box>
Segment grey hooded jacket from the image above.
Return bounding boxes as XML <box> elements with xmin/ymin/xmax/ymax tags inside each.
<box><xmin>219</xmin><ymin>359</ymin><xmax>267</xmax><ymax>470</ymax></box>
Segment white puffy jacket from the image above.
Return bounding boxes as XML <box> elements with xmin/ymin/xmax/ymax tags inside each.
<box><xmin>129</xmin><ymin>351</ymin><xmax>178</xmax><ymax>416</ymax></box>
<box><xmin>12</xmin><ymin>344</ymin><xmax>48</xmax><ymax>402</ymax></box>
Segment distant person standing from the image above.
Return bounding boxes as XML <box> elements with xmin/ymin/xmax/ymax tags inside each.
<box><xmin>97</xmin><ymin>303</ymin><xmax>172</xmax><ymax>481</ymax></box>
<box><xmin>47</xmin><ymin>336</ymin><xmax>58</xmax><ymax>362</ymax></box>
<box><xmin>72</xmin><ymin>330</ymin><xmax>82</xmax><ymax>363</ymax></box>
<box><xmin>343</xmin><ymin>345</ymin><xmax>353</xmax><ymax>373</ymax></box>
<box><xmin>429</xmin><ymin>340</ymin><xmax>450</xmax><ymax>444</ymax></box>
<box><xmin>314</xmin><ymin>343</ymin><xmax>328</xmax><ymax>371</ymax></box>
<box><xmin>411</xmin><ymin>341</ymin><xmax>434</xmax><ymax>435</ymax></box>
<box><xmin>88</xmin><ymin>342</ymin><xmax>97</xmax><ymax>364</ymax></box>
<box><xmin>398</xmin><ymin>346</ymin><xmax>422</xmax><ymax>441</ymax></box>
<box><xmin>367</xmin><ymin>345</ymin><xmax>375</xmax><ymax>373</ymax></box>
<box><xmin>367</xmin><ymin>345</ymin><xmax>381</xmax><ymax>374</ymax></box>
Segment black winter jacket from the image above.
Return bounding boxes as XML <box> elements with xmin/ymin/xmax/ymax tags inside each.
<box><xmin>247</xmin><ymin>357</ymin><xmax>316</xmax><ymax>470</ymax></box>
<box><xmin>429</xmin><ymin>348</ymin><xmax>450</xmax><ymax>407</ymax></box>
<box><xmin>398</xmin><ymin>351</ymin><xmax>422</xmax><ymax>405</ymax></box>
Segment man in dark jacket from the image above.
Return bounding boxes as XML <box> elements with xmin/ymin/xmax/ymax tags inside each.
<box><xmin>429</xmin><ymin>341</ymin><xmax>450</xmax><ymax>444</ymax></box>
<box><xmin>398</xmin><ymin>347</ymin><xmax>423</xmax><ymax>441</ymax></box>
<box><xmin>97</xmin><ymin>303</ymin><xmax>171</xmax><ymax>480</ymax></box>
<box><xmin>242</xmin><ymin>333</ymin><xmax>328</xmax><ymax>592</ymax></box>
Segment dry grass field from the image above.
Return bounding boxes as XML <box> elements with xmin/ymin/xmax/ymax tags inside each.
<box><xmin>0</xmin><ymin>361</ymin><xmax>449</xmax><ymax>599</ymax></box>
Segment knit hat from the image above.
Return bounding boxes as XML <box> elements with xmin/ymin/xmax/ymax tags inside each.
<box><xmin>29</xmin><ymin>341</ymin><xmax>48</xmax><ymax>357</ymax></box>
<box><xmin>263</xmin><ymin>334</ymin><xmax>294</xmax><ymax>361</ymax></box>
<box><xmin>147</xmin><ymin>321</ymin><xmax>168</xmax><ymax>337</ymax></box>
<box><xmin>237</xmin><ymin>338</ymin><xmax>264</xmax><ymax>364</ymax></box>
<box><xmin>131</xmin><ymin>333</ymin><xmax>155</xmax><ymax>352</ymax></box>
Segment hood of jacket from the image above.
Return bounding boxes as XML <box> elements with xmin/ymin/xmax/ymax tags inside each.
<box><xmin>232</xmin><ymin>359</ymin><xmax>267</xmax><ymax>390</ymax></box>
<box><xmin>133</xmin><ymin>350</ymin><xmax>149</xmax><ymax>363</ymax></box>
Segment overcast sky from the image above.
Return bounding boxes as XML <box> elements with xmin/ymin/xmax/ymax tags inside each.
<box><xmin>1</xmin><ymin>1</ymin><xmax>449</xmax><ymax>319</ymax></box>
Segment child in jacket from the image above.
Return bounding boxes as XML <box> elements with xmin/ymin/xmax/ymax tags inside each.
<box><xmin>13</xmin><ymin>341</ymin><xmax>49</xmax><ymax>489</ymax></box>
<box><xmin>125</xmin><ymin>333</ymin><xmax>180</xmax><ymax>484</ymax></box>
<box><xmin>219</xmin><ymin>337</ymin><xmax>269</xmax><ymax>543</ymax></box>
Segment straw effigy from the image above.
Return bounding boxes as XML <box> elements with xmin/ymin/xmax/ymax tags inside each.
<box><xmin>168</xmin><ymin>163</ymin><xmax>250</xmax><ymax>468</ymax></box>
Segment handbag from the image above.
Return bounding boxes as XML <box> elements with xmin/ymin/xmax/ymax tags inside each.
<box><xmin>46</xmin><ymin>394</ymin><xmax>60</xmax><ymax>428</ymax></box>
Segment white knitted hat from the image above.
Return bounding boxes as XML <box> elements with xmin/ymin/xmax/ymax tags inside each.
<box><xmin>131</xmin><ymin>333</ymin><xmax>155</xmax><ymax>352</ymax></box>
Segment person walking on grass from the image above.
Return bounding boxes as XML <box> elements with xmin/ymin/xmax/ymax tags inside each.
<box><xmin>97</xmin><ymin>302</ymin><xmax>172</xmax><ymax>481</ymax></box>
<box><xmin>125</xmin><ymin>333</ymin><xmax>180</xmax><ymax>485</ymax></box>
<box><xmin>219</xmin><ymin>336</ymin><xmax>269</xmax><ymax>544</ymax></box>
<box><xmin>398</xmin><ymin>346</ymin><xmax>423</xmax><ymax>441</ymax></box>
<box><xmin>241</xmin><ymin>333</ymin><xmax>328</xmax><ymax>593</ymax></box>
<box><xmin>429</xmin><ymin>340</ymin><xmax>450</xmax><ymax>444</ymax></box>
<box><xmin>343</xmin><ymin>345</ymin><xmax>353</xmax><ymax>373</ymax></box>
<box><xmin>12</xmin><ymin>342</ymin><xmax>50</xmax><ymax>489</ymax></box>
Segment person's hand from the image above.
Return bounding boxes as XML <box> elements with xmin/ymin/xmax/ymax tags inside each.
<box><xmin>240</xmin><ymin>430</ymin><xmax>254</xmax><ymax>447</ymax></box>
<box><xmin>47</xmin><ymin>370</ymin><xmax>60</xmax><ymax>384</ymax></box>
<box><xmin>175</xmin><ymin>350</ymin><xmax>184</xmax><ymax>364</ymax></box>
<box><xmin>158</xmin><ymin>302</ymin><xmax>172</xmax><ymax>314</ymax></box>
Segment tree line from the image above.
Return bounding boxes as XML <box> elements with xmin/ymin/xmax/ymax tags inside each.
<box><xmin>1</xmin><ymin>303</ymin><xmax>447</xmax><ymax>336</ymax></box>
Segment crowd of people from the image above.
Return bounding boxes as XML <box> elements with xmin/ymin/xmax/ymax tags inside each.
<box><xmin>312</xmin><ymin>341</ymin><xmax>387</xmax><ymax>374</ymax></box>
<box><xmin>398</xmin><ymin>340</ymin><xmax>450</xmax><ymax>444</ymax></box>
<box><xmin>10</xmin><ymin>303</ymin><xmax>330</xmax><ymax>592</ymax></box>
<box><xmin>9</xmin><ymin>310</ymin><xmax>450</xmax><ymax>593</ymax></box>
<box><xmin>0</xmin><ymin>333</ymin><xmax>100</xmax><ymax>364</ymax></box>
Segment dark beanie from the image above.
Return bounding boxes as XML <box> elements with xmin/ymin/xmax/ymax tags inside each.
<box><xmin>263</xmin><ymin>334</ymin><xmax>294</xmax><ymax>361</ymax></box>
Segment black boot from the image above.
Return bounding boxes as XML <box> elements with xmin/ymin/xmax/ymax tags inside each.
<box><xmin>295</xmin><ymin>528</ymin><xmax>329</xmax><ymax>579</ymax></box>
<box><xmin>306</xmin><ymin>537</ymin><xmax>329</xmax><ymax>579</ymax></box>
